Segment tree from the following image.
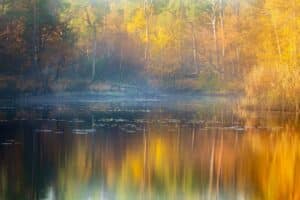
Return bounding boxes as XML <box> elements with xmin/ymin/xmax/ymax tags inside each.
<box><xmin>63</xmin><ymin>0</ymin><xmax>107</xmax><ymax>81</ymax></box>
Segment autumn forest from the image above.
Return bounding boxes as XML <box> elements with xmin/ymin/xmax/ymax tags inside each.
<box><xmin>1</xmin><ymin>1</ymin><xmax>300</xmax><ymax>199</ymax></box>
<box><xmin>0</xmin><ymin>0</ymin><xmax>300</xmax><ymax>111</ymax></box>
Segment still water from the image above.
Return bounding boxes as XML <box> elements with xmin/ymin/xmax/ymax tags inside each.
<box><xmin>0</xmin><ymin>97</ymin><xmax>299</xmax><ymax>200</ymax></box>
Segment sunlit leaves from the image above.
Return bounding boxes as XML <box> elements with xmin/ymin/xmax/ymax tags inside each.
<box><xmin>126</xmin><ymin>8</ymin><xmax>146</xmax><ymax>34</ymax></box>
<box><xmin>244</xmin><ymin>0</ymin><xmax>300</xmax><ymax>111</ymax></box>
<box><xmin>151</xmin><ymin>26</ymin><xmax>171</xmax><ymax>49</ymax></box>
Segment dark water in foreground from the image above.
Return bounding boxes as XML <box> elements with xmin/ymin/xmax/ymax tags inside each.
<box><xmin>0</xmin><ymin>97</ymin><xmax>299</xmax><ymax>200</ymax></box>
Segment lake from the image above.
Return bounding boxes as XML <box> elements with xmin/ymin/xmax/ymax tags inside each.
<box><xmin>0</xmin><ymin>96</ymin><xmax>299</xmax><ymax>200</ymax></box>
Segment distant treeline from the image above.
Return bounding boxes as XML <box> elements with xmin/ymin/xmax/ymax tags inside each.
<box><xmin>0</xmin><ymin>0</ymin><xmax>299</xmax><ymax>111</ymax></box>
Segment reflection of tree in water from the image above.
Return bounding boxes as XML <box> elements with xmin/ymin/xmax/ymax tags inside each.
<box><xmin>33</xmin><ymin>124</ymin><xmax>300</xmax><ymax>199</ymax></box>
<box><xmin>0</xmin><ymin>104</ymin><xmax>299</xmax><ymax>199</ymax></box>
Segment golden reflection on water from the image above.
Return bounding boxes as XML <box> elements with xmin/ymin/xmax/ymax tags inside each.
<box><xmin>41</xmin><ymin>127</ymin><xmax>300</xmax><ymax>199</ymax></box>
<box><xmin>0</xmin><ymin>108</ymin><xmax>299</xmax><ymax>200</ymax></box>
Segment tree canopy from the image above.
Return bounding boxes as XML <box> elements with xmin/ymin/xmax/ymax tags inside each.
<box><xmin>0</xmin><ymin>0</ymin><xmax>299</xmax><ymax>111</ymax></box>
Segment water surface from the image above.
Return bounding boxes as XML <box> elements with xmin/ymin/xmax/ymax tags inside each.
<box><xmin>0</xmin><ymin>97</ymin><xmax>299</xmax><ymax>200</ymax></box>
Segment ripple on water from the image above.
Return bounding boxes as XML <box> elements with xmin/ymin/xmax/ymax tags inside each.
<box><xmin>72</xmin><ymin>129</ymin><xmax>96</xmax><ymax>135</ymax></box>
<box><xmin>35</xmin><ymin>129</ymin><xmax>52</xmax><ymax>133</ymax></box>
<box><xmin>1</xmin><ymin>140</ymin><xmax>21</xmax><ymax>146</ymax></box>
<box><xmin>71</xmin><ymin>119</ymin><xmax>85</xmax><ymax>123</ymax></box>
<box><xmin>1</xmin><ymin>142</ymin><xmax>12</xmax><ymax>146</ymax></box>
<box><xmin>0</xmin><ymin>106</ymin><xmax>16</xmax><ymax>110</ymax></box>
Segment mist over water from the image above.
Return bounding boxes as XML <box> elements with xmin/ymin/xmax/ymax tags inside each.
<box><xmin>1</xmin><ymin>0</ymin><xmax>300</xmax><ymax>199</ymax></box>
<box><xmin>0</xmin><ymin>97</ymin><xmax>299</xmax><ymax>200</ymax></box>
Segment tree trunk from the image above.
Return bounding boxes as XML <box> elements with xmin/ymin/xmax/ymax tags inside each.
<box><xmin>144</xmin><ymin>0</ymin><xmax>150</xmax><ymax>70</ymax></box>
<box><xmin>212</xmin><ymin>16</ymin><xmax>219</xmax><ymax>71</ymax></box>
<box><xmin>119</xmin><ymin>45</ymin><xmax>123</xmax><ymax>89</ymax></box>
<box><xmin>219</xmin><ymin>0</ymin><xmax>225</xmax><ymax>79</ymax></box>
<box><xmin>291</xmin><ymin>0</ymin><xmax>297</xmax><ymax>68</ymax></box>
<box><xmin>85</xmin><ymin>7</ymin><xmax>97</xmax><ymax>82</ymax></box>
<box><xmin>91</xmin><ymin>32</ymin><xmax>97</xmax><ymax>82</ymax></box>
<box><xmin>234</xmin><ymin>0</ymin><xmax>241</xmax><ymax>78</ymax></box>
<box><xmin>271</xmin><ymin>20</ymin><xmax>282</xmax><ymax>65</ymax></box>
<box><xmin>191</xmin><ymin>23</ymin><xmax>199</xmax><ymax>74</ymax></box>
<box><xmin>219</xmin><ymin>0</ymin><xmax>225</xmax><ymax>57</ymax></box>
<box><xmin>1</xmin><ymin>0</ymin><xmax>5</xmax><ymax>14</ymax></box>
<box><xmin>33</xmin><ymin>0</ymin><xmax>39</xmax><ymax>74</ymax></box>
<box><xmin>210</xmin><ymin>0</ymin><xmax>219</xmax><ymax>73</ymax></box>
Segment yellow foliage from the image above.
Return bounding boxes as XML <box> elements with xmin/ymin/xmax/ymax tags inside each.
<box><xmin>151</xmin><ymin>26</ymin><xmax>171</xmax><ymax>49</ymax></box>
<box><xmin>126</xmin><ymin>9</ymin><xmax>146</xmax><ymax>34</ymax></box>
<box><xmin>243</xmin><ymin>0</ymin><xmax>300</xmax><ymax>111</ymax></box>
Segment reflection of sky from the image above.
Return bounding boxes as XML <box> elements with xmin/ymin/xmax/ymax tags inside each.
<box><xmin>45</xmin><ymin>187</ymin><xmax>54</xmax><ymax>200</ymax></box>
<box><xmin>42</xmin><ymin>184</ymin><xmax>249</xmax><ymax>200</ymax></box>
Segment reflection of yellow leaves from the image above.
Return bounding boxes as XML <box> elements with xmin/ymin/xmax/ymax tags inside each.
<box><xmin>266</xmin><ymin>135</ymin><xmax>299</xmax><ymax>200</ymax></box>
<box><xmin>76</xmin><ymin>141</ymin><xmax>92</xmax><ymax>182</ymax></box>
<box><xmin>120</xmin><ymin>150</ymin><xmax>144</xmax><ymax>187</ymax></box>
<box><xmin>242</xmin><ymin>132</ymin><xmax>300</xmax><ymax>200</ymax></box>
<box><xmin>131</xmin><ymin>158</ymin><xmax>143</xmax><ymax>181</ymax></box>
<box><xmin>49</xmin><ymin>122</ymin><xmax>300</xmax><ymax>200</ymax></box>
<box><xmin>153</xmin><ymin>139</ymin><xmax>166</xmax><ymax>168</ymax></box>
